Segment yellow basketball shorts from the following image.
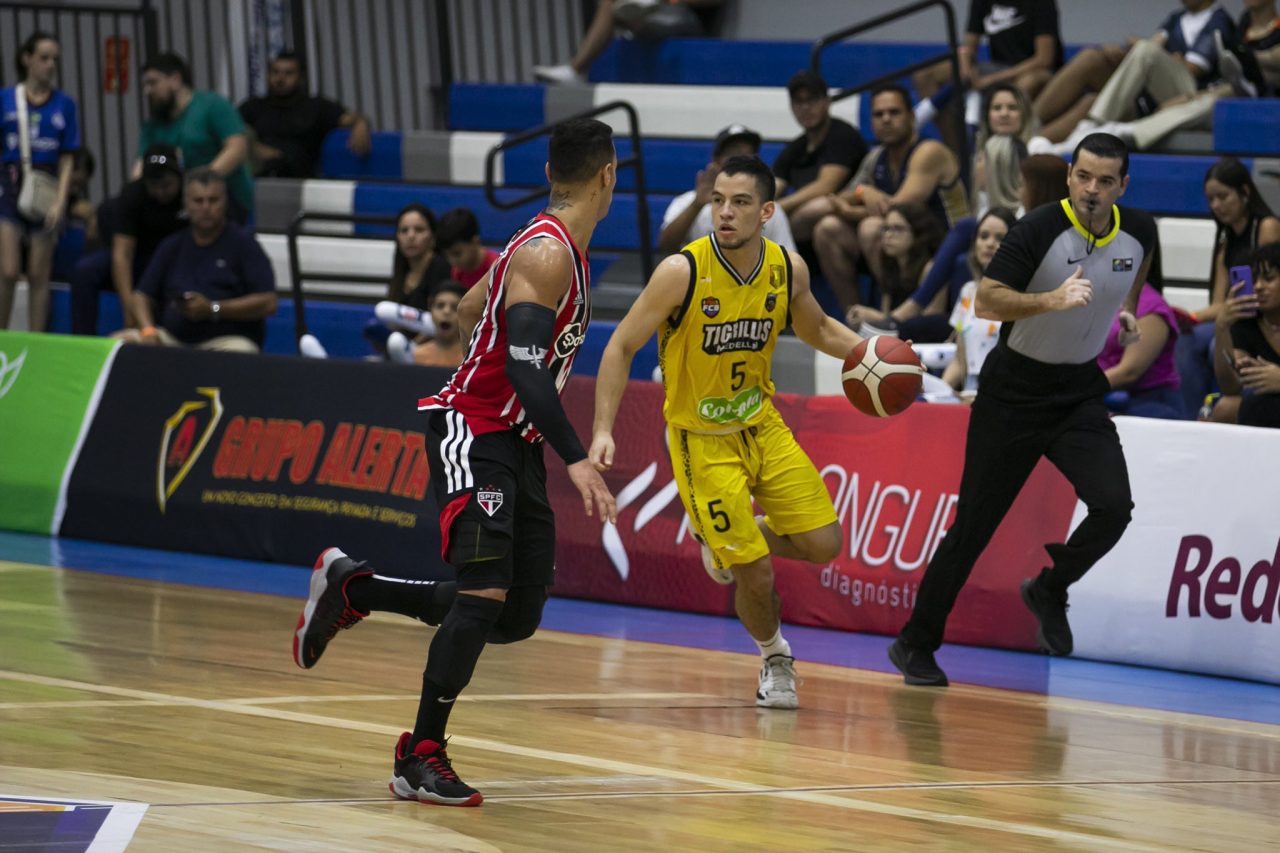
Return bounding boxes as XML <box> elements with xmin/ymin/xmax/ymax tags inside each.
<box><xmin>667</xmin><ymin>406</ymin><xmax>837</xmax><ymax>571</ymax></box>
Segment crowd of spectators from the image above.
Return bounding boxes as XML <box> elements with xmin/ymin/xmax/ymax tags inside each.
<box><xmin>3</xmin><ymin>0</ymin><xmax>1278</xmax><ymax>427</ymax></box>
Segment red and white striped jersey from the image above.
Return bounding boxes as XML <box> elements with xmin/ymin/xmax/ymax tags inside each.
<box><xmin>418</xmin><ymin>212</ymin><xmax>591</xmax><ymax>443</ymax></box>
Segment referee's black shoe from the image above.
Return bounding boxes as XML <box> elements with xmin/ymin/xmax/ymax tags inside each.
<box><xmin>1020</xmin><ymin>575</ymin><xmax>1073</xmax><ymax>656</ymax></box>
<box><xmin>888</xmin><ymin>638</ymin><xmax>949</xmax><ymax>687</ymax></box>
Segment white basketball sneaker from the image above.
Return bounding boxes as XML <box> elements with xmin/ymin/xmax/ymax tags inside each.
<box><xmin>692</xmin><ymin>532</ymin><xmax>733</xmax><ymax>584</ymax></box>
<box><xmin>756</xmin><ymin>654</ymin><xmax>799</xmax><ymax>709</ymax></box>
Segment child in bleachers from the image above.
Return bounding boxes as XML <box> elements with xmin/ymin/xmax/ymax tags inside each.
<box><xmin>1210</xmin><ymin>243</ymin><xmax>1280</xmax><ymax>428</ymax></box>
<box><xmin>387</xmin><ymin>280</ymin><xmax>466</xmax><ymax>368</ymax></box>
<box><xmin>435</xmin><ymin>207</ymin><xmax>498</xmax><ymax>289</ymax></box>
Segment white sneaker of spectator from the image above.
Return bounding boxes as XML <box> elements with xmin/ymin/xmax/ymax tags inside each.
<box><xmin>532</xmin><ymin>64</ymin><xmax>586</xmax><ymax>85</ymax></box>
<box><xmin>298</xmin><ymin>333</ymin><xmax>328</xmax><ymax>359</ymax></box>
<box><xmin>386</xmin><ymin>331</ymin><xmax>415</xmax><ymax>364</ymax></box>
<box><xmin>375</xmin><ymin>300</ymin><xmax>436</xmax><ymax>336</ymax></box>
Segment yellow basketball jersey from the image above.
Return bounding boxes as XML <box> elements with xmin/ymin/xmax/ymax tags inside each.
<box><xmin>659</xmin><ymin>235</ymin><xmax>791</xmax><ymax>432</ymax></box>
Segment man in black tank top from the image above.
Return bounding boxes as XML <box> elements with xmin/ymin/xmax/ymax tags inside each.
<box><xmin>889</xmin><ymin>134</ymin><xmax>1156</xmax><ymax>687</ymax></box>
<box><xmin>812</xmin><ymin>85</ymin><xmax>969</xmax><ymax>310</ymax></box>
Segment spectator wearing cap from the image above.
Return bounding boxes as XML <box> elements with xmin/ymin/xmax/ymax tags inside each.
<box><xmin>659</xmin><ymin>124</ymin><xmax>796</xmax><ymax>255</ymax></box>
<box><xmin>117</xmin><ymin>168</ymin><xmax>276</xmax><ymax>352</ymax></box>
<box><xmin>772</xmin><ymin>70</ymin><xmax>869</xmax><ymax>245</ymax></box>
<box><xmin>136</xmin><ymin>52</ymin><xmax>253</xmax><ymax>223</ymax></box>
<box><xmin>69</xmin><ymin>144</ymin><xmax>188</xmax><ymax>334</ymax></box>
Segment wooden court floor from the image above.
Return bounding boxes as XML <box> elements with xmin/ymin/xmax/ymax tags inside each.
<box><xmin>3</xmin><ymin>559</ymin><xmax>1280</xmax><ymax>851</ymax></box>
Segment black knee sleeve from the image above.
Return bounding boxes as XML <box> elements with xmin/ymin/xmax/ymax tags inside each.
<box><xmin>424</xmin><ymin>594</ymin><xmax>504</xmax><ymax>695</ymax></box>
<box><xmin>486</xmin><ymin>586</ymin><xmax>549</xmax><ymax>645</ymax></box>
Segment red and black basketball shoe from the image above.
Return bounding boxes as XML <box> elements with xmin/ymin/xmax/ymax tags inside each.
<box><xmin>389</xmin><ymin>732</ymin><xmax>483</xmax><ymax>806</ymax></box>
<box><xmin>292</xmin><ymin>547</ymin><xmax>372</xmax><ymax>669</ymax></box>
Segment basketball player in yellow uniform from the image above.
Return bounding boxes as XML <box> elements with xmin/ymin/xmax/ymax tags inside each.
<box><xmin>590</xmin><ymin>156</ymin><xmax>867</xmax><ymax>708</ymax></box>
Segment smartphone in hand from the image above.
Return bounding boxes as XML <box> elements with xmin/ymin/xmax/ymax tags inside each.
<box><xmin>1229</xmin><ymin>265</ymin><xmax>1257</xmax><ymax>316</ymax></box>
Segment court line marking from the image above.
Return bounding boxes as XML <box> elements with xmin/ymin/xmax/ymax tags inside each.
<box><xmin>0</xmin><ymin>669</ymin><xmax>1172</xmax><ymax>850</ymax></box>
<box><xmin>0</xmin><ymin>692</ymin><xmax>722</xmax><ymax>712</ymax></box>
<box><xmin>142</xmin><ymin>776</ymin><xmax>1280</xmax><ymax>809</ymax></box>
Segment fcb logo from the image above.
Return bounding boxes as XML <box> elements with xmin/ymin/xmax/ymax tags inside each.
<box><xmin>1113</xmin><ymin>258</ymin><xmax>1134</xmax><ymax>272</ymax></box>
<box><xmin>157</xmin><ymin>387</ymin><xmax>224</xmax><ymax>513</ymax></box>
<box><xmin>477</xmin><ymin>488</ymin><xmax>504</xmax><ymax>517</ymax></box>
<box><xmin>765</xmin><ymin>292</ymin><xmax>777</xmax><ymax>312</ymax></box>
<box><xmin>702</xmin><ymin>296</ymin><xmax>721</xmax><ymax>318</ymax></box>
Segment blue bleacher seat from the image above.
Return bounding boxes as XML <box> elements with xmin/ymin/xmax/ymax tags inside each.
<box><xmin>449</xmin><ymin>83</ymin><xmax>545</xmax><ymax>132</ymax></box>
<box><xmin>320</xmin><ymin>131</ymin><xmax>404</xmax><ymax>181</ymax></box>
<box><xmin>1213</xmin><ymin>100</ymin><xmax>1280</xmax><ymax>155</ymax></box>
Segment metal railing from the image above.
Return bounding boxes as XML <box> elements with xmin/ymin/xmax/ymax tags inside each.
<box><xmin>285</xmin><ymin>211</ymin><xmax>398</xmax><ymax>346</ymax></box>
<box><xmin>811</xmin><ymin>0</ymin><xmax>968</xmax><ymax>179</ymax></box>
<box><xmin>483</xmin><ymin>100</ymin><xmax>655</xmax><ymax>281</ymax></box>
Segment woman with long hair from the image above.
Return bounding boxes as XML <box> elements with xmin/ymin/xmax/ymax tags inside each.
<box><xmin>846</xmin><ymin>202</ymin><xmax>944</xmax><ymax>334</ymax></box>
<box><xmin>1177</xmin><ymin>158</ymin><xmax>1280</xmax><ymax>416</ymax></box>
<box><xmin>386</xmin><ymin>202</ymin><xmax>452</xmax><ymax>308</ymax></box>
<box><xmin>942</xmin><ymin>207</ymin><xmax>1017</xmax><ymax>396</ymax></box>
<box><xmin>1</xmin><ymin>32</ymin><xmax>80</xmax><ymax>330</ymax></box>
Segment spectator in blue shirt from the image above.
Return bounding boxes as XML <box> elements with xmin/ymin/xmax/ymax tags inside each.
<box><xmin>118</xmin><ymin>168</ymin><xmax>276</xmax><ymax>352</ymax></box>
<box><xmin>1</xmin><ymin>31</ymin><xmax>80</xmax><ymax>330</ymax></box>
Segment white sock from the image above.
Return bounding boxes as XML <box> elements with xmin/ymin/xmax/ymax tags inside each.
<box><xmin>756</xmin><ymin>628</ymin><xmax>792</xmax><ymax>660</ymax></box>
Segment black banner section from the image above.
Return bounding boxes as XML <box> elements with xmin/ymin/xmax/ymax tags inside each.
<box><xmin>62</xmin><ymin>346</ymin><xmax>455</xmax><ymax>578</ymax></box>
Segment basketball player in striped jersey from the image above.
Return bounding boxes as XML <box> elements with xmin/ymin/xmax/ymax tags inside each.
<box><xmin>591</xmin><ymin>156</ymin><xmax>875</xmax><ymax>709</ymax></box>
<box><xmin>293</xmin><ymin>118</ymin><xmax>618</xmax><ymax>806</ymax></box>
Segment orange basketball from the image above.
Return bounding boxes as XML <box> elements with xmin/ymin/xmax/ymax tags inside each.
<box><xmin>841</xmin><ymin>336</ymin><xmax>923</xmax><ymax>417</ymax></box>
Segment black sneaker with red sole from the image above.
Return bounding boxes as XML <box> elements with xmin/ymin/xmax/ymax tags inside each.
<box><xmin>292</xmin><ymin>547</ymin><xmax>372</xmax><ymax>669</ymax></box>
<box><xmin>389</xmin><ymin>732</ymin><xmax>483</xmax><ymax>806</ymax></box>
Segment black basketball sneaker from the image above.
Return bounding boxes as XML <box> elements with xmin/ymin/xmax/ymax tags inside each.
<box><xmin>292</xmin><ymin>547</ymin><xmax>372</xmax><ymax>669</ymax></box>
<box><xmin>389</xmin><ymin>732</ymin><xmax>483</xmax><ymax>806</ymax></box>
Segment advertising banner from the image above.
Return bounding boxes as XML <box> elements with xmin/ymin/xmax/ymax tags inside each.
<box><xmin>0</xmin><ymin>332</ymin><xmax>116</xmax><ymax>534</ymax></box>
<box><xmin>60</xmin><ymin>346</ymin><xmax>455</xmax><ymax>576</ymax></box>
<box><xmin>549</xmin><ymin>377</ymin><xmax>1080</xmax><ymax>651</ymax></box>
<box><xmin>1072</xmin><ymin>417</ymin><xmax>1280</xmax><ymax>684</ymax></box>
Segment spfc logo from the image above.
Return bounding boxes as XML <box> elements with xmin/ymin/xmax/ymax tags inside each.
<box><xmin>157</xmin><ymin>387</ymin><xmax>223</xmax><ymax>513</ymax></box>
<box><xmin>764</xmin><ymin>292</ymin><xmax>777</xmax><ymax>312</ymax></box>
<box><xmin>702</xmin><ymin>296</ymin><xmax>721</xmax><ymax>318</ymax></box>
<box><xmin>477</xmin><ymin>488</ymin><xmax>504</xmax><ymax>517</ymax></box>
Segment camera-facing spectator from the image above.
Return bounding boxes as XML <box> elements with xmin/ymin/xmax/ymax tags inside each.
<box><xmin>660</xmin><ymin>124</ymin><xmax>795</xmax><ymax>255</ymax></box>
<box><xmin>434</xmin><ymin>207</ymin><xmax>499</xmax><ymax>289</ymax></box>
<box><xmin>138</xmin><ymin>52</ymin><xmax>253</xmax><ymax>223</ymax></box>
<box><xmin>845</xmin><ymin>201</ymin><xmax>945</xmax><ymax>333</ymax></box>
<box><xmin>387</xmin><ymin>280</ymin><xmax>467</xmax><ymax>368</ymax></box>
<box><xmin>117</xmin><ymin>168</ymin><xmax>276</xmax><ymax>352</ymax></box>
<box><xmin>239</xmin><ymin>51</ymin><xmax>371</xmax><ymax>179</ymax></box>
<box><xmin>70</xmin><ymin>144</ymin><xmax>187</xmax><ymax>335</ymax></box>
<box><xmin>1211</xmin><ymin>243</ymin><xmax>1280</xmax><ymax>427</ymax></box>
<box><xmin>941</xmin><ymin>207</ymin><xmax>1018</xmax><ymax>398</ymax></box>
<box><xmin>1</xmin><ymin>31</ymin><xmax>80</xmax><ymax>331</ymax></box>
<box><xmin>773</xmin><ymin>70</ymin><xmax>869</xmax><ymax>241</ymax></box>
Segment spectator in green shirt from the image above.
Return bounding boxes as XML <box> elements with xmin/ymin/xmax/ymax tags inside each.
<box><xmin>136</xmin><ymin>53</ymin><xmax>253</xmax><ymax>222</ymax></box>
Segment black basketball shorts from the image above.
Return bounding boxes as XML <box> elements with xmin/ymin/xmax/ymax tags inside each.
<box><xmin>425</xmin><ymin>408</ymin><xmax>555</xmax><ymax>591</ymax></box>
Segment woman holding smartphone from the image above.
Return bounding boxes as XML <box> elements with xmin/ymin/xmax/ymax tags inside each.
<box><xmin>1179</xmin><ymin>158</ymin><xmax>1280</xmax><ymax>416</ymax></box>
<box><xmin>1212</xmin><ymin>243</ymin><xmax>1280</xmax><ymax>428</ymax></box>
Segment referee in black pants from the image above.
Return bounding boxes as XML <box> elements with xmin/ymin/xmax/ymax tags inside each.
<box><xmin>890</xmin><ymin>133</ymin><xmax>1155</xmax><ymax>687</ymax></box>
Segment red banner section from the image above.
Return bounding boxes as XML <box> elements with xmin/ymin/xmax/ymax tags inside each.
<box><xmin>550</xmin><ymin>377</ymin><xmax>1080</xmax><ymax>651</ymax></box>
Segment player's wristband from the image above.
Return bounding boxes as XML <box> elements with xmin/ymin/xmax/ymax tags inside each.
<box><xmin>505</xmin><ymin>302</ymin><xmax>587</xmax><ymax>465</ymax></box>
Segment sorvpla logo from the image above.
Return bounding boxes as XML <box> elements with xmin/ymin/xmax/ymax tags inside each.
<box><xmin>0</xmin><ymin>348</ymin><xmax>27</xmax><ymax>400</ymax></box>
<box><xmin>157</xmin><ymin>387</ymin><xmax>224</xmax><ymax>512</ymax></box>
<box><xmin>1166</xmin><ymin>535</ymin><xmax>1280</xmax><ymax>623</ymax></box>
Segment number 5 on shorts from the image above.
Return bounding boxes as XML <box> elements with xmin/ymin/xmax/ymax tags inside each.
<box><xmin>707</xmin><ymin>499</ymin><xmax>731</xmax><ymax>532</ymax></box>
